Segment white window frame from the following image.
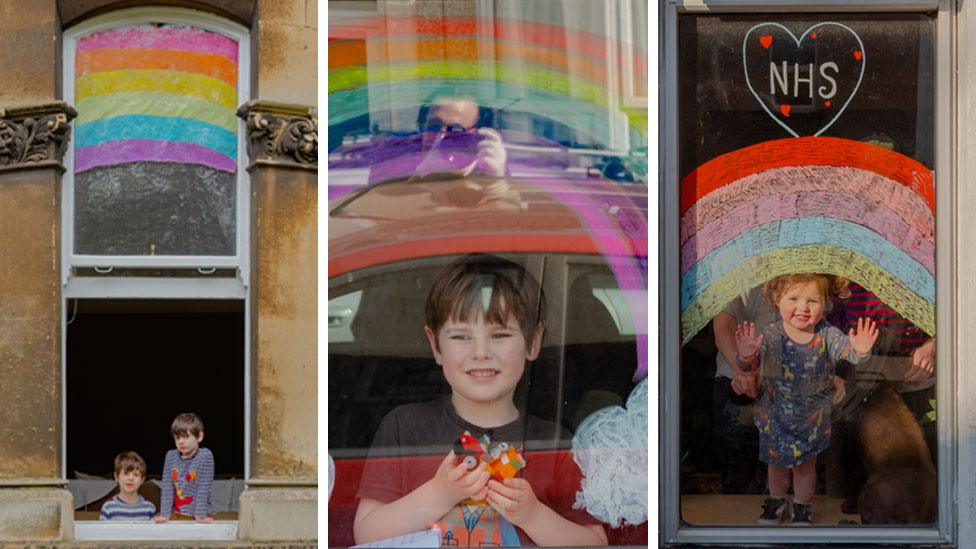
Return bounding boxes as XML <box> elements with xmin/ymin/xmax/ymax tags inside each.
<box><xmin>61</xmin><ymin>7</ymin><xmax>251</xmax><ymax>300</ymax></box>
<box><xmin>660</xmin><ymin>0</ymin><xmax>956</xmax><ymax>544</ymax></box>
<box><xmin>59</xmin><ymin>8</ymin><xmax>252</xmax><ymax>540</ymax></box>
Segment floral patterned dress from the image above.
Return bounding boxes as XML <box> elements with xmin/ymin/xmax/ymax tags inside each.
<box><xmin>754</xmin><ymin>320</ymin><xmax>865</xmax><ymax>468</ymax></box>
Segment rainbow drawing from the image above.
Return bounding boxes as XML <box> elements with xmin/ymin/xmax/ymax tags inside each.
<box><xmin>328</xmin><ymin>16</ymin><xmax>647</xmax><ymax>152</ymax></box>
<box><xmin>679</xmin><ymin>137</ymin><xmax>935</xmax><ymax>344</ymax></box>
<box><xmin>74</xmin><ymin>24</ymin><xmax>238</xmax><ymax>173</ymax></box>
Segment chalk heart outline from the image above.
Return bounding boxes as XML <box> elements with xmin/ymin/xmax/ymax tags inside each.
<box><xmin>742</xmin><ymin>22</ymin><xmax>866</xmax><ymax>138</ymax></box>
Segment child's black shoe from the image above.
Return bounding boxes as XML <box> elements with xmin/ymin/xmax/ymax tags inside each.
<box><xmin>791</xmin><ymin>502</ymin><xmax>813</xmax><ymax>525</ymax></box>
<box><xmin>758</xmin><ymin>497</ymin><xmax>788</xmax><ymax>524</ymax></box>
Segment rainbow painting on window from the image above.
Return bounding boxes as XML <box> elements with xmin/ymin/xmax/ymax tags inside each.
<box><xmin>72</xmin><ymin>24</ymin><xmax>239</xmax><ymax>256</ymax></box>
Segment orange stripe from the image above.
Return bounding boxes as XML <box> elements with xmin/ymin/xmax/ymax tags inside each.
<box><xmin>328</xmin><ymin>40</ymin><xmax>366</xmax><ymax>69</ymax></box>
<box><xmin>330</xmin><ymin>234</ymin><xmax>604</xmax><ymax>278</ymax></box>
<box><xmin>77</xmin><ymin>48</ymin><xmax>237</xmax><ymax>86</ymax></box>
<box><xmin>328</xmin><ymin>38</ymin><xmax>608</xmax><ymax>87</ymax></box>
<box><xmin>679</xmin><ymin>137</ymin><xmax>935</xmax><ymax>215</ymax></box>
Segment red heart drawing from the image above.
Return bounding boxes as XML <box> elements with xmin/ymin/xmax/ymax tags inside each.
<box><xmin>745</xmin><ymin>22</ymin><xmax>865</xmax><ymax>136</ymax></box>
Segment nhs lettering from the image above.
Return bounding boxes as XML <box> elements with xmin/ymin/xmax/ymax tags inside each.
<box><xmin>769</xmin><ymin>61</ymin><xmax>839</xmax><ymax>100</ymax></box>
<box><xmin>743</xmin><ymin>22</ymin><xmax>865</xmax><ymax>137</ymax></box>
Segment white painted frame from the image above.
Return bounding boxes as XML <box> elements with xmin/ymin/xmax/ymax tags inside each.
<box><xmin>661</xmin><ymin>0</ymin><xmax>955</xmax><ymax>545</ymax></box>
<box><xmin>59</xmin><ymin>7</ymin><xmax>252</xmax><ymax>540</ymax></box>
<box><xmin>61</xmin><ymin>6</ymin><xmax>251</xmax><ymax>300</ymax></box>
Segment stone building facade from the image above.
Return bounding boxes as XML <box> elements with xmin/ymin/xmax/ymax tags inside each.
<box><xmin>0</xmin><ymin>0</ymin><xmax>316</xmax><ymax>543</ymax></box>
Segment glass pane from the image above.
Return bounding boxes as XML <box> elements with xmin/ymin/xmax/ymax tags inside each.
<box><xmin>329</xmin><ymin>1</ymin><xmax>649</xmax><ymax>545</ymax></box>
<box><xmin>328</xmin><ymin>254</ymin><xmax>647</xmax><ymax>546</ymax></box>
<box><xmin>678</xmin><ymin>14</ymin><xmax>937</xmax><ymax>527</ymax></box>
<box><xmin>73</xmin><ymin>23</ymin><xmax>239</xmax><ymax>256</ymax></box>
<box><xmin>327</xmin><ymin>0</ymin><xmax>649</xmax><ymax>198</ymax></box>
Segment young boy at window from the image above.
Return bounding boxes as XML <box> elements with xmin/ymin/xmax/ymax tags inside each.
<box><xmin>354</xmin><ymin>254</ymin><xmax>608</xmax><ymax>546</ymax></box>
<box><xmin>99</xmin><ymin>451</ymin><xmax>156</xmax><ymax>521</ymax></box>
<box><xmin>154</xmin><ymin>412</ymin><xmax>215</xmax><ymax>523</ymax></box>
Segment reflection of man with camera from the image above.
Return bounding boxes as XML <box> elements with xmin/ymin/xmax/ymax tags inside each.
<box><xmin>413</xmin><ymin>97</ymin><xmax>507</xmax><ymax>180</ymax></box>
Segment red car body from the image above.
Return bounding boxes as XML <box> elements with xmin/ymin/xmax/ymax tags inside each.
<box><xmin>328</xmin><ymin>176</ymin><xmax>648</xmax><ymax>547</ymax></box>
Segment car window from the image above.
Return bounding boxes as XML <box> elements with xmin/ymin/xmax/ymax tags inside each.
<box><xmin>328</xmin><ymin>290</ymin><xmax>362</xmax><ymax>343</ymax></box>
<box><xmin>591</xmin><ymin>274</ymin><xmax>640</xmax><ymax>337</ymax></box>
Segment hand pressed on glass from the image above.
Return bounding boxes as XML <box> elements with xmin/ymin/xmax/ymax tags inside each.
<box><xmin>847</xmin><ymin>317</ymin><xmax>880</xmax><ymax>358</ymax></box>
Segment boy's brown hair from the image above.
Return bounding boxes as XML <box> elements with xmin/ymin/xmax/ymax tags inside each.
<box><xmin>425</xmin><ymin>254</ymin><xmax>545</xmax><ymax>349</ymax></box>
<box><xmin>170</xmin><ymin>412</ymin><xmax>205</xmax><ymax>437</ymax></box>
<box><xmin>114</xmin><ymin>450</ymin><xmax>147</xmax><ymax>478</ymax></box>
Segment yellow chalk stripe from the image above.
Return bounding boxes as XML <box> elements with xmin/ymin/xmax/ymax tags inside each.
<box><xmin>680</xmin><ymin>245</ymin><xmax>935</xmax><ymax>344</ymax></box>
<box><xmin>77</xmin><ymin>69</ymin><xmax>237</xmax><ymax>111</ymax></box>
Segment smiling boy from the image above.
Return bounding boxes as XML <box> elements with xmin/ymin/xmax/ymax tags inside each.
<box><xmin>99</xmin><ymin>451</ymin><xmax>156</xmax><ymax>521</ymax></box>
<box><xmin>354</xmin><ymin>254</ymin><xmax>607</xmax><ymax>546</ymax></box>
<box><xmin>154</xmin><ymin>412</ymin><xmax>215</xmax><ymax>522</ymax></box>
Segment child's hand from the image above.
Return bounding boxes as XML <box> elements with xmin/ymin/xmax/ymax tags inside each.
<box><xmin>735</xmin><ymin>322</ymin><xmax>764</xmax><ymax>365</ymax></box>
<box><xmin>831</xmin><ymin>375</ymin><xmax>847</xmax><ymax>405</ymax></box>
<box><xmin>486</xmin><ymin>477</ymin><xmax>540</xmax><ymax>528</ymax></box>
<box><xmin>153</xmin><ymin>514</ymin><xmax>169</xmax><ymax>523</ymax></box>
<box><xmin>195</xmin><ymin>515</ymin><xmax>214</xmax><ymax>523</ymax></box>
<box><xmin>431</xmin><ymin>451</ymin><xmax>490</xmax><ymax>506</ymax></box>
<box><xmin>849</xmin><ymin>317</ymin><xmax>880</xmax><ymax>357</ymax></box>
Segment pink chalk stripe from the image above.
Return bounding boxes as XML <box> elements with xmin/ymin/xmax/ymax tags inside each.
<box><xmin>78</xmin><ymin>26</ymin><xmax>237</xmax><ymax>63</ymax></box>
<box><xmin>75</xmin><ymin>139</ymin><xmax>236</xmax><ymax>173</ymax></box>
<box><xmin>680</xmin><ymin>190</ymin><xmax>936</xmax><ymax>277</ymax></box>
<box><xmin>680</xmin><ymin>166</ymin><xmax>934</xmax><ymax>248</ymax></box>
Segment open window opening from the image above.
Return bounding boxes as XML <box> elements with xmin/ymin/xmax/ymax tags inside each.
<box><xmin>66</xmin><ymin>299</ymin><xmax>245</xmax><ymax>523</ymax></box>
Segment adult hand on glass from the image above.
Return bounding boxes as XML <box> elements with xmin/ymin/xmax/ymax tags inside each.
<box><xmin>153</xmin><ymin>514</ymin><xmax>169</xmax><ymax>523</ymax></box>
<box><xmin>905</xmin><ymin>338</ymin><xmax>936</xmax><ymax>384</ymax></box>
<box><xmin>731</xmin><ymin>369</ymin><xmax>758</xmax><ymax>399</ymax></box>
<box><xmin>486</xmin><ymin>477</ymin><xmax>541</xmax><ymax>528</ymax></box>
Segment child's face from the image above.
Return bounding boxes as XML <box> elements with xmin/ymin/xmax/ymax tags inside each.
<box><xmin>115</xmin><ymin>468</ymin><xmax>144</xmax><ymax>497</ymax></box>
<box><xmin>426</xmin><ymin>312</ymin><xmax>542</xmax><ymax>410</ymax></box>
<box><xmin>777</xmin><ymin>281</ymin><xmax>826</xmax><ymax>333</ymax></box>
<box><xmin>174</xmin><ymin>431</ymin><xmax>204</xmax><ymax>458</ymax></box>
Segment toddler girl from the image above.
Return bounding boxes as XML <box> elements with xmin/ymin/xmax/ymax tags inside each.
<box><xmin>735</xmin><ymin>274</ymin><xmax>877</xmax><ymax>525</ymax></box>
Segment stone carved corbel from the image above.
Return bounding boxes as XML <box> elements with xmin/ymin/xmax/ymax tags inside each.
<box><xmin>0</xmin><ymin>102</ymin><xmax>77</xmax><ymax>173</ymax></box>
<box><xmin>237</xmin><ymin>100</ymin><xmax>317</xmax><ymax>171</ymax></box>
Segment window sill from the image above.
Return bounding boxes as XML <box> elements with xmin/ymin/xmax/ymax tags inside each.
<box><xmin>74</xmin><ymin>521</ymin><xmax>238</xmax><ymax>541</ymax></box>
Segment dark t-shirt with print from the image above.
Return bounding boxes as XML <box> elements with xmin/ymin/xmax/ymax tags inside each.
<box><xmin>356</xmin><ymin>397</ymin><xmax>601</xmax><ymax>546</ymax></box>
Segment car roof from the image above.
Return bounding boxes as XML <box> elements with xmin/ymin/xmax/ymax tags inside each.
<box><xmin>328</xmin><ymin>176</ymin><xmax>648</xmax><ymax>278</ymax></box>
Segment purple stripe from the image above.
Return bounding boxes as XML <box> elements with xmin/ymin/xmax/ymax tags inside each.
<box><xmin>75</xmin><ymin>140</ymin><xmax>236</xmax><ymax>173</ymax></box>
<box><xmin>520</xmin><ymin>170</ymin><xmax>648</xmax><ymax>381</ymax></box>
<box><xmin>78</xmin><ymin>26</ymin><xmax>237</xmax><ymax>63</ymax></box>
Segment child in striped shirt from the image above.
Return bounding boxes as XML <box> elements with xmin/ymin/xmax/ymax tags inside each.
<box><xmin>99</xmin><ymin>451</ymin><xmax>156</xmax><ymax>521</ymax></box>
<box><xmin>154</xmin><ymin>412</ymin><xmax>215</xmax><ymax>522</ymax></box>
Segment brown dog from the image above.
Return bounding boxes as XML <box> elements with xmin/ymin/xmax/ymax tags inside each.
<box><xmin>855</xmin><ymin>387</ymin><xmax>936</xmax><ymax>524</ymax></box>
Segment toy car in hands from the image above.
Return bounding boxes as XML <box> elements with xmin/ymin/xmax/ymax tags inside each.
<box><xmin>454</xmin><ymin>431</ymin><xmax>526</xmax><ymax>481</ymax></box>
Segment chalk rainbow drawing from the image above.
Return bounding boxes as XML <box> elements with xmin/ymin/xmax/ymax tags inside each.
<box><xmin>328</xmin><ymin>16</ymin><xmax>648</xmax><ymax>151</ymax></box>
<box><xmin>74</xmin><ymin>24</ymin><xmax>239</xmax><ymax>173</ymax></box>
<box><xmin>679</xmin><ymin>136</ymin><xmax>935</xmax><ymax>344</ymax></box>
